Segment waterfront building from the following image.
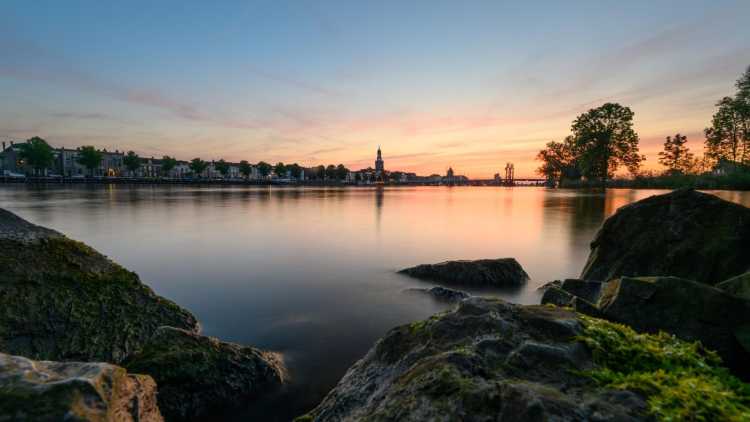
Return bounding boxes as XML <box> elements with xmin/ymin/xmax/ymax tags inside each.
<box><xmin>374</xmin><ymin>146</ymin><xmax>384</xmax><ymax>180</ymax></box>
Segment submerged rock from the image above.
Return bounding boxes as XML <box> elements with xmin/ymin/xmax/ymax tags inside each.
<box><xmin>123</xmin><ymin>326</ymin><xmax>286</xmax><ymax>421</ymax></box>
<box><xmin>581</xmin><ymin>189</ymin><xmax>750</xmax><ymax>284</ymax></box>
<box><xmin>717</xmin><ymin>272</ymin><xmax>750</xmax><ymax>300</ymax></box>
<box><xmin>403</xmin><ymin>286</ymin><xmax>470</xmax><ymax>302</ymax></box>
<box><xmin>0</xmin><ymin>208</ymin><xmax>199</xmax><ymax>363</ymax></box>
<box><xmin>0</xmin><ymin>352</ymin><xmax>162</xmax><ymax>421</ymax></box>
<box><xmin>299</xmin><ymin>298</ymin><xmax>652</xmax><ymax>421</ymax></box>
<box><xmin>398</xmin><ymin>258</ymin><xmax>529</xmax><ymax>287</ymax></box>
<box><xmin>543</xmin><ymin>276</ymin><xmax>750</xmax><ymax>377</ymax></box>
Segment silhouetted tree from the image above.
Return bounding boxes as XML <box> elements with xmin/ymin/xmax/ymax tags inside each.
<box><xmin>189</xmin><ymin>158</ymin><xmax>208</xmax><ymax>177</ymax></box>
<box><xmin>77</xmin><ymin>146</ymin><xmax>103</xmax><ymax>176</ymax></box>
<box><xmin>123</xmin><ymin>151</ymin><xmax>141</xmax><ymax>176</ymax></box>
<box><xmin>335</xmin><ymin>164</ymin><xmax>348</xmax><ymax>180</ymax></box>
<box><xmin>658</xmin><ymin>133</ymin><xmax>693</xmax><ymax>174</ymax></box>
<box><xmin>287</xmin><ymin>163</ymin><xmax>302</xmax><ymax>179</ymax></box>
<box><xmin>536</xmin><ymin>136</ymin><xmax>580</xmax><ymax>186</ymax></box>
<box><xmin>274</xmin><ymin>162</ymin><xmax>286</xmax><ymax>177</ymax></box>
<box><xmin>315</xmin><ymin>165</ymin><xmax>325</xmax><ymax>180</ymax></box>
<box><xmin>161</xmin><ymin>155</ymin><xmax>177</xmax><ymax>176</ymax></box>
<box><xmin>256</xmin><ymin>161</ymin><xmax>272</xmax><ymax>177</ymax></box>
<box><xmin>239</xmin><ymin>160</ymin><xmax>252</xmax><ymax>179</ymax></box>
<box><xmin>214</xmin><ymin>159</ymin><xmax>230</xmax><ymax>177</ymax></box>
<box><xmin>572</xmin><ymin>103</ymin><xmax>644</xmax><ymax>186</ymax></box>
<box><xmin>17</xmin><ymin>137</ymin><xmax>54</xmax><ymax>175</ymax></box>
<box><xmin>325</xmin><ymin>164</ymin><xmax>337</xmax><ymax>180</ymax></box>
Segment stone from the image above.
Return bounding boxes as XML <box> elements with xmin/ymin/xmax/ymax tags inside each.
<box><xmin>398</xmin><ymin>258</ymin><xmax>529</xmax><ymax>287</ymax></box>
<box><xmin>403</xmin><ymin>286</ymin><xmax>470</xmax><ymax>302</ymax></box>
<box><xmin>580</xmin><ymin>189</ymin><xmax>750</xmax><ymax>284</ymax></box>
<box><xmin>123</xmin><ymin>326</ymin><xmax>286</xmax><ymax>421</ymax></box>
<box><xmin>717</xmin><ymin>272</ymin><xmax>750</xmax><ymax>300</ymax></box>
<box><xmin>298</xmin><ymin>298</ymin><xmax>650</xmax><ymax>421</ymax></box>
<box><xmin>0</xmin><ymin>352</ymin><xmax>162</xmax><ymax>421</ymax></box>
<box><xmin>0</xmin><ymin>208</ymin><xmax>199</xmax><ymax>364</ymax></box>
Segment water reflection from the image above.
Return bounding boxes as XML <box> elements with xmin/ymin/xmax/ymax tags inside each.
<box><xmin>0</xmin><ymin>185</ymin><xmax>748</xmax><ymax>421</ymax></box>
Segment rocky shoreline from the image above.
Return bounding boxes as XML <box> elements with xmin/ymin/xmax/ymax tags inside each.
<box><xmin>2</xmin><ymin>188</ymin><xmax>750</xmax><ymax>421</ymax></box>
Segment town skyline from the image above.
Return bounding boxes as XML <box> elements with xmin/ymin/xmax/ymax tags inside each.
<box><xmin>2</xmin><ymin>1</ymin><xmax>749</xmax><ymax>178</ymax></box>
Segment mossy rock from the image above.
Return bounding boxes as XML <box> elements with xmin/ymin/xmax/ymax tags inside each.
<box><xmin>123</xmin><ymin>327</ymin><xmax>286</xmax><ymax>421</ymax></box>
<box><xmin>0</xmin><ymin>351</ymin><xmax>163</xmax><ymax>421</ymax></box>
<box><xmin>717</xmin><ymin>272</ymin><xmax>750</xmax><ymax>299</ymax></box>
<box><xmin>0</xmin><ymin>208</ymin><xmax>198</xmax><ymax>363</ymax></box>
<box><xmin>399</xmin><ymin>258</ymin><xmax>529</xmax><ymax>287</ymax></box>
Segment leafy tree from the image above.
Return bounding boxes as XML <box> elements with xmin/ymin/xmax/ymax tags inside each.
<box><xmin>325</xmin><ymin>164</ymin><xmax>337</xmax><ymax>180</ymax></box>
<box><xmin>77</xmin><ymin>146</ymin><xmax>103</xmax><ymax>176</ymax></box>
<box><xmin>274</xmin><ymin>162</ymin><xmax>286</xmax><ymax>177</ymax></box>
<box><xmin>239</xmin><ymin>160</ymin><xmax>252</xmax><ymax>179</ymax></box>
<box><xmin>189</xmin><ymin>158</ymin><xmax>208</xmax><ymax>177</ymax></box>
<box><xmin>161</xmin><ymin>155</ymin><xmax>177</xmax><ymax>176</ymax></box>
<box><xmin>536</xmin><ymin>136</ymin><xmax>580</xmax><ymax>186</ymax></box>
<box><xmin>287</xmin><ymin>163</ymin><xmax>302</xmax><ymax>179</ymax></box>
<box><xmin>256</xmin><ymin>161</ymin><xmax>272</xmax><ymax>177</ymax></box>
<box><xmin>704</xmin><ymin>66</ymin><xmax>750</xmax><ymax>166</ymax></box>
<box><xmin>335</xmin><ymin>164</ymin><xmax>349</xmax><ymax>180</ymax></box>
<box><xmin>315</xmin><ymin>165</ymin><xmax>326</xmax><ymax>180</ymax></box>
<box><xmin>571</xmin><ymin>103</ymin><xmax>644</xmax><ymax>185</ymax></box>
<box><xmin>17</xmin><ymin>136</ymin><xmax>54</xmax><ymax>175</ymax></box>
<box><xmin>123</xmin><ymin>151</ymin><xmax>141</xmax><ymax>176</ymax></box>
<box><xmin>214</xmin><ymin>159</ymin><xmax>230</xmax><ymax>177</ymax></box>
<box><xmin>658</xmin><ymin>133</ymin><xmax>694</xmax><ymax>174</ymax></box>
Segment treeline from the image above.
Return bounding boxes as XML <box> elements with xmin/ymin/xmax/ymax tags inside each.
<box><xmin>537</xmin><ymin>65</ymin><xmax>750</xmax><ymax>188</ymax></box>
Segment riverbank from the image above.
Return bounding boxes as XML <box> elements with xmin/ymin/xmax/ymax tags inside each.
<box><xmin>560</xmin><ymin>172</ymin><xmax>750</xmax><ymax>191</ymax></box>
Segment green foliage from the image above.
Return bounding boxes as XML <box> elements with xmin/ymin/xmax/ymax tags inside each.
<box><xmin>705</xmin><ymin>66</ymin><xmax>750</xmax><ymax>165</ymax></box>
<box><xmin>239</xmin><ymin>160</ymin><xmax>252</xmax><ymax>178</ymax></box>
<box><xmin>658</xmin><ymin>133</ymin><xmax>694</xmax><ymax>174</ymax></box>
<box><xmin>274</xmin><ymin>162</ymin><xmax>286</xmax><ymax>177</ymax></box>
<box><xmin>76</xmin><ymin>146</ymin><xmax>103</xmax><ymax>175</ymax></box>
<box><xmin>579</xmin><ymin>315</ymin><xmax>750</xmax><ymax>421</ymax></box>
<box><xmin>571</xmin><ymin>103</ymin><xmax>644</xmax><ymax>184</ymax></box>
<box><xmin>17</xmin><ymin>137</ymin><xmax>55</xmax><ymax>174</ymax></box>
<box><xmin>189</xmin><ymin>158</ymin><xmax>208</xmax><ymax>177</ymax></box>
<box><xmin>161</xmin><ymin>155</ymin><xmax>177</xmax><ymax>175</ymax></box>
<box><xmin>536</xmin><ymin>135</ymin><xmax>580</xmax><ymax>185</ymax></box>
<box><xmin>123</xmin><ymin>151</ymin><xmax>141</xmax><ymax>174</ymax></box>
<box><xmin>214</xmin><ymin>159</ymin><xmax>230</xmax><ymax>177</ymax></box>
<box><xmin>256</xmin><ymin>161</ymin><xmax>272</xmax><ymax>177</ymax></box>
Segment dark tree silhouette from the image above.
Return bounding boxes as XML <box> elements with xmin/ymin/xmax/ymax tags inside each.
<box><xmin>17</xmin><ymin>137</ymin><xmax>54</xmax><ymax>175</ymax></box>
<box><xmin>189</xmin><ymin>158</ymin><xmax>208</xmax><ymax>177</ymax></box>
<box><xmin>123</xmin><ymin>151</ymin><xmax>141</xmax><ymax>176</ymax></box>
<box><xmin>658</xmin><ymin>133</ymin><xmax>693</xmax><ymax>174</ymax></box>
<box><xmin>77</xmin><ymin>146</ymin><xmax>103</xmax><ymax>176</ymax></box>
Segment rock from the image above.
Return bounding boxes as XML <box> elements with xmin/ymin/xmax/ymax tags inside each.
<box><xmin>595</xmin><ymin>276</ymin><xmax>750</xmax><ymax>376</ymax></box>
<box><xmin>403</xmin><ymin>286</ymin><xmax>470</xmax><ymax>302</ymax></box>
<box><xmin>398</xmin><ymin>258</ymin><xmax>529</xmax><ymax>287</ymax></box>
<box><xmin>299</xmin><ymin>298</ymin><xmax>652</xmax><ymax>421</ymax></box>
<box><xmin>580</xmin><ymin>189</ymin><xmax>750</xmax><ymax>284</ymax></box>
<box><xmin>717</xmin><ymin>272</ymin><xmax>750</xmax><ymax>300</ymax></box>
<box><xmin>123</xmin><ymin>326</ymin><xmax>286</xmax><ymax>421</ymax></box>
<box><xmin>0</xmin><ymin>208</ymin><xmax>199</xmax><ymax>363</ymax></box>
<box><xmin>0</xmin><ymin>352</ymin><xmax>162</xmax><ymax>421</ymax></box>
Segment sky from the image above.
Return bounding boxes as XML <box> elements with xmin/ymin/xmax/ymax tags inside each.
<box><xmin>1</xmin><ymin>1</ymin><xmax>749</xmax><ymax>178</ymax></box>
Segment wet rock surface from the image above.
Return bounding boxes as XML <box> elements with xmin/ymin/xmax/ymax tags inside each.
<box><xmin>581</xmin><ymin>189</ymin><xmax>750</xmax><ymax>284</ymax></box>
<box><xmin>403</xmin><ymin>286</ymin><xmax>470</xmax><ymax>302</ymax></box>
<box><xmin>0</xmin><ymin>352</ymin><xmax>163</xmax><ymax>421</ymax></box>
<box><xmin>300</xmin><ymin>298</ymin><xmax>649</xmax><ymax>421</ymax></box>
<box><xmin>399</xmin><ymin>258</ymin><xmax>529</xmax><ymax>287</ymax></box>
<box><xmin>0</xmin><ymin>208</ymin><xmax>199</xmax><ymax>364</ymax></box>
<box><xmin>123</xmin><ymin>326</ymin><xmax>286</xmax><ymax>421</ymax></box>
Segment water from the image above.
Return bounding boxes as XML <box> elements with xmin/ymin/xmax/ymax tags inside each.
<box><xmin>1</xmin><ymin>185</ymin><xmax>748</xmax><ymax>420</ymax></box>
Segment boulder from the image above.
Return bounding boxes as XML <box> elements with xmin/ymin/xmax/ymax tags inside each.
<box><xmin>0</xmin><ymin>208</ymin><xmax>199</xmax><ymax>363</ymax></box>
<box><xmin>0</xmin><ymin>352</ymin><xmax>162</xmax><ymax>421</ymax></box>
<box><xmin>717</xmin><ymin>272</ymin><xmax>750</xmax><ymax>300</ymax></box>
<box><xmin>544</xmin><ymin>275</ymin><xmax>750</xmax><ymax>377</ymax></box>
<box><xmin>403</xmin><ymin>286</ymin><xmax>470</xmax><ymax>302</ymax></box>
<box><xmin>398</xmin><ymin>258</ymin><xmax>529</xmax><ymax>287</ymax></box>
<box><xmin>123</xmin><ymin>326</ymin><xmax>286</xmax><ymax>421</ymax></box>
<box><xmin>580</xmin><ymin>189</ymin><xmax>750</xmax><ymax>284</ymax></box>
<box><xmin>298</xmin><ymin>298</ymin><xmax>652</xmax><ymax>421</ymax></box>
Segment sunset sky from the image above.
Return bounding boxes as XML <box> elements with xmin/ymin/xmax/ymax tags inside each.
<box><xmin>2</xmin><ymin>1</ymin><xmax>749</xmax><ymax>178</ymax></box>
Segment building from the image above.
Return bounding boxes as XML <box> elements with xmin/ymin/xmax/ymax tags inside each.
<box><xmin>375</xmin><ymin>146</ymin><xmax>384</xmax><ymax>180</ymax></box>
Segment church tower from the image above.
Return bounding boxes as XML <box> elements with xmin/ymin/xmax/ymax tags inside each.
<box><xmin>375</xmin><ymin>146</ymin><xmax>384</xmax><ymax>178</ymax></box>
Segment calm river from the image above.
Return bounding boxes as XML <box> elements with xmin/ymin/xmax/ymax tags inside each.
<box><xmin>1</xmin><ymin>185</ymin><xmax>748</xmax><ymax>420</ymax></box>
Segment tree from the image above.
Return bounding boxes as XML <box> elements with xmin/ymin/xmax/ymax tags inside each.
<box><xmin>536</xmin><ymin>136</ymin><xmax>580</xmax><ymax>186</ymax></box>
<box><xmin>214</xmin><ymin>159</ymin><xmax>230</xmax><ymax>178</ymax></box>
<box><xmin>274</xmin><ymin>162</ymin><xmax>287</xmax><ymax>178</ymax></box>
<box><xmin>335</xmin><ymin>164</ymin><xmax>349</xmax><ymax>180</ymax></box>
<box><xmin>189</xmin><ymin>158</ymin><xmax>208</xmax><ymax>178</ymax></box>
<box><xmin>315</xmin><ymin>165</ymin><xmax>325</xmax><ymax>180</ymax></box>
<box><xmin>161</xmin><ymin>155</ymin><xmax>177</xmax><ymax>177</ymax></box>
<box><xmin>17</xmin><ymin>137</ymin><xmax>54</xmax><ymax>175</ymax></box>
<box><xmin>123</xmin><ymin>151</ymin><xmax>141</xmax><ymax>176</ymax></box>
<box><xmin>256</xmin><ymin>161</ymin><xmax>272</xmax><ymax>177</ymax></box>
<box><xmin>704</xmin><ymin>66</ymin><xmax>750</xmax><ymax>165</ymax></box>
<box><xmin>239</xmin><ymin>160</ymin><xmax>252</xmax><ymax>179</ymax></box>
<box><xmin>571</xmin><ymin>103</ymin><xmax>644</xmax><ymax>185</ymax></box>
<box><xmin>658</xmin><ymin>133</ymin><xmax>694</xmax><ymax>174</ymax></box>
<box><xmin>325</xmin><ymin>164</ymin><xmax>337</xmax><ymax>180</ymax></box>
<box><xmin>287</xmin><ymin>163</ymin><xmax>302</xmax><ymax>179</ymax></box>
<box><xmin>77</xmin><ymin>146</ymin><xmax>103</xmax><ymax>176</ymax></box>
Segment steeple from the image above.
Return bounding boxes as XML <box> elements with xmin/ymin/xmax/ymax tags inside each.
<box><xmin>375</xmin><ymin>145</ymin><xmax>384</xmax><ymax>177</ymax></box>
